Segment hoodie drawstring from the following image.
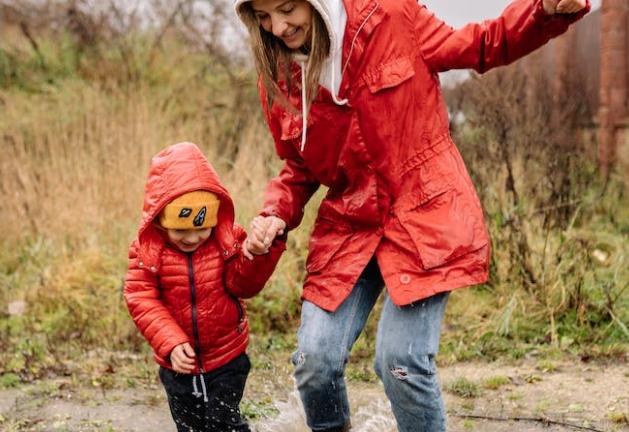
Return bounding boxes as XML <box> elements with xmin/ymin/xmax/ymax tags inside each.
<box><xmin>193</xmin><ymin>374</ymin><xmax>209</xmax><ymax>402</ymax></box>
<box><xmin>330</xmin><ymin>62</ymin><xmax>349</xmax><ymax>107</ymax></box>
<box><xmin>299</xmin><ymin>59</ymin><xmax>348</xmax><ymax>153</ymax></box>
<box><xmin>300</xmin><ymin>64</ymin><xmax>308</xmax><ymax>152</ymax></box>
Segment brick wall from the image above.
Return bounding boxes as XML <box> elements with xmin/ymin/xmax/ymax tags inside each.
<box><xmin>598</xmin><ymin>0</ymin><xmax>629</xmax><ymax>177</ymax></box>
<box><xmin>518</xmin><ymin>2</ymin><xmax>628</xmax><ymax>183</ymax></box>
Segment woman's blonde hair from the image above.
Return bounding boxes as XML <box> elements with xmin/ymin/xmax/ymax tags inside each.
<box><xmin>239</xmin><ymin>1</ymin><xmax>330</xmax><ymax>110</ymax></box>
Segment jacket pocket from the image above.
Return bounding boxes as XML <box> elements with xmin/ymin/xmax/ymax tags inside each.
<box><xmin>364</xmin><ymin>55</ymin><xmax>415</xmax><ymax>94</ymax></box>
<box><xmin>396</xmin><ymin>186</ymin><xmax>488</xmax><ymax>270</ymax></box>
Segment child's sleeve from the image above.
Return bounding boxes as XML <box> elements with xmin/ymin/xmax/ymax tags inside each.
<box><xmin>123</xmin><ymin>239</ymin><xmax>190</xmax><ymax>361</ymax></box>
<box><xmin>224</xmin><ymin>225</ymin><xmax>286</xmax><ymax>298</ymax></box>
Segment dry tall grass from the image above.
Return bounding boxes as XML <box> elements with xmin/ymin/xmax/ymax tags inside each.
<box><xmin>0</xmin><ymin>31</ymin><xmax>313</xmax><ymax>365</ymax></box>
<box><xmin>1</xmin><ymin>84</ymin><xmax>278</xmax><ymax>243</ymax></box>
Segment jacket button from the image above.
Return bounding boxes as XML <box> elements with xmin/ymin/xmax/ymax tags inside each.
<box><xmin>138</xmin><ymin>262</ymin><xmax>144</xmax><ymax>268</ymax></box>
<box><xmin>400</xmin><ymin>274</ymin><xmax>411</xmax><ymax>284</ymax></box>
<box><xmin>150</xmin><ymin>266</ymin><xmax>157</xmax><ymax>273</ymax></box>
<box><xmin>234</xmin><ymin>243</ymin><xmax>239</xmax><ymax>249</ymax></box>
<box><xmin>224</xmin><ymin>250</ymin><xmax>229</xmax><ymax>256</ymax></box>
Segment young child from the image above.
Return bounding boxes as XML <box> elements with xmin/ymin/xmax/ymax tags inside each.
<box><xmin>124</xmin><ymin>142</ymin><xmax>285</xmax><ymax>432</ymax></box>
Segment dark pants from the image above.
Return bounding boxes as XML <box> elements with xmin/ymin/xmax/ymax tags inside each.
<box><xmin>159</xmin><ymin>352</ymin><xmax>252</xmax><ymax>432</ymax></box>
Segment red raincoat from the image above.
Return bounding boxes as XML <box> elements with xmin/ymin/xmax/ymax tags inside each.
<box><xmin>259</xmin><ymin>0</ymin><xmax>589</xmax><ymax>311</ymax></box>
<box><xmin>124</xmin><ymin>142</ymin><xmax>284</xmax><ymax>373</ymax></box>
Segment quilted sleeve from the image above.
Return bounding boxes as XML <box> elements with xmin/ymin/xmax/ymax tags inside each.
<box><xmin>224</xmin><ymin>225</ymin><xmax>286</xmax><ymax>299</ymax></box>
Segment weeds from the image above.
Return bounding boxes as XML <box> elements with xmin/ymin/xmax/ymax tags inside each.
<box><xmin>442</xmin><ymin>61</ymin><xmax>629</xmax><ymax>360</ymax></box>
<box><xmin>609</xmin><ymin>411</ymin><xmax>629</xmax><ymax>427</ymax></box>
<box><xmin>0</xmin><ymin>373</ymin><xmax>21</xmax><ymax>388</ymax></box>
<box><xmin>446</xmin><ymin>377</ymin><xmax>483</xmax><ymax>399</ymax></box>
<box><xmin>482</xmin><ymin>376</ymin><xmax>510</xmax><ymax>390</ymax></box>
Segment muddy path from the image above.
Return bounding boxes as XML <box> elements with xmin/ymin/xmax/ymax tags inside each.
<box><xmin>1</xmin><ymin>358</ymin><xmax>628</xmax><ymax>432</ymax></box>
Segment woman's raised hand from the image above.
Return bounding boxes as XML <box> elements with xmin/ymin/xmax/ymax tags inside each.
<box><xmin>542</xmin><ymin>0</ymin><xmax>587</xmax><ymax>15</ymax></box>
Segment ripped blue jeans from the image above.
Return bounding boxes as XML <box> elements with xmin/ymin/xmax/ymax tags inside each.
<box><xmin>292</xmin><ymin>258</ymin><xmax>449</xmax><ymax>432</ymax></box>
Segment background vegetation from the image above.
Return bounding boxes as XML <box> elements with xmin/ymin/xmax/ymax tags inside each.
<box><xmin>1</xmin><ymin>0</ymin><xmax>627</xmax><ymax>402</ymax></box>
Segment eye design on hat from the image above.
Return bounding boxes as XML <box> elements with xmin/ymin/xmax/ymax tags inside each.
<box><xmin>193</xmin><ymin>207</ymin><xmax>207</xmax><ymax>227</ymax></box>
<box><xmin>177</xmin><ymin>207</ymin><xmax>207</xmax><ymax>227</ymax></box>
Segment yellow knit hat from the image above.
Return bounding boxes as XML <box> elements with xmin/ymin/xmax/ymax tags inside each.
<box><xmin>159</xmin><ymin>190</ymin><xmax>220</xmax><ymax>229</ymax></box>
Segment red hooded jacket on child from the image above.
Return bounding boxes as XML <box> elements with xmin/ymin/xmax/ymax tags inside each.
<box><xmin>124</xmin><ymin>142</ymin><xmax>285</xmax><ymax>374</ymax></box>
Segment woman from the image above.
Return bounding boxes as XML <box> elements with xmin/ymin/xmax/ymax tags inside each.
<box><xmin>236</xmin><ymin>0</ymin><xmax>589</xmax><ymax>431</ymax></box>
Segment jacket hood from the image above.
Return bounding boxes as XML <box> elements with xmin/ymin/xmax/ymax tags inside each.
<box><xmin>138</xmin><ymin>142</ymin><xmax>236</xmax><ymax>253</ymax></box>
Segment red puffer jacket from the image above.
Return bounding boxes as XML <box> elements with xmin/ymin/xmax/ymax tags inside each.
<box><xmin>259</xmin><ymin>0</ymin><xmax>589</xmax><ymax>311</ymax></box>
<box><xmin>124</xmin><ymin>142</ymin><xmax>284</xmax><ymax>374</ymax></box>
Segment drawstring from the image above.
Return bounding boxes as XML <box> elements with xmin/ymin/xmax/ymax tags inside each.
<box><xmin>300</xmin><ymin>61</ymin><xmax>308</xmax><ymax>152</ymax></box>
<box><xmin>330</xmin><ymin>62</ymin><xmax>348</xmax><ymax>106</ymax></box>
<box><xmin>192</xmin><ymin>374</ymin><xmax>209</xmax><ymax>402</ymax></box>
<box><xmin>342</xmin><ymin>3</ymin><xmax>378</xmax><ymax>78</ymax></box>
<box><xmin>299</xmin><ymin>56</ymin><xmax>348</xmax><ymax>153</ymax></box>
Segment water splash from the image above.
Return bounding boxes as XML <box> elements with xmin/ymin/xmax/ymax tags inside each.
<box><xmin>353</xmin><ymin>399</ymin><xmax>396</xmax><ymax>431</ymax></box>
<box><xmin>252</xmin><ymin>391</ymin><xmax>308</xmax><ymax>432</ymax></box>
<box><xmin>252</xmin><ymin>389</ymin><xmax>396</xmax><ymax>432</ymax></box>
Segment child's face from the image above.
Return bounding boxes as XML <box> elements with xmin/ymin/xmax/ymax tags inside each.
<box><xmin>166</xmin><ymin>228</ymin><xmax>213</xmax><ymax>253</ymax></box>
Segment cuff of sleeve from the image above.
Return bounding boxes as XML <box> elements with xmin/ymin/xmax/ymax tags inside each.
<box><xmin>534</xmin><ymin>0</ymin><xmax>558</xmax><ymax>21</ymax></box>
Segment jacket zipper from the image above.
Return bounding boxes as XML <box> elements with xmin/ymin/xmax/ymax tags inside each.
<box><xmin>229</xmin><ymin>293</ymin><xmax>245</xmax><ymax>334</ymax></box>
<box><xmin>187</xmin><ymin>254</ymin><xmax>204</xmax><ymax>373</ymax></box>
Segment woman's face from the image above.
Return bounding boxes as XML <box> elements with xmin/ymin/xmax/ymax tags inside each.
<box><xmin>250</xmin><ymin>0</ymin><xmax>313</xmax><ymax>50</ymax></box>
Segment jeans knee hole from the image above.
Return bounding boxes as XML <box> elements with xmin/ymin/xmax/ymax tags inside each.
<box><xmin>297</xmin><ymin>352</ymin><xmax>306</xmax><ymax>365</ymax></box>
<box><xmin>390</xmin><ymin>366</ymin><xmax>408</xmax><ymax>380</ymax></box>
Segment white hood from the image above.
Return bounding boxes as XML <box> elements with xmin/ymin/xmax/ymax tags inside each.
<box><xmin>234</xmin><ymin>0</ymin><xmax>348</xmax><ymax>151</ymax></box>
<box><xmin>308</xmin><ymin>0</ymin><xmax>347</xmax><ymax>98</ymax></box>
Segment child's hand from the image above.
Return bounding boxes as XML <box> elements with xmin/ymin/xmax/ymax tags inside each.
<box><xmin>244</xmin><ymin>215</ymin><xmax>286</xmax><ymax>260</ymax></box>
<box><xmin>170</xmin><ymin>343</ymin><xmax>196</xmax><ymax>374</ymax></box>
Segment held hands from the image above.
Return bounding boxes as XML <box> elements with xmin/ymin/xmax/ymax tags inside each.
<box><xmin>542</xmin><ymin>0</ymin><xmax>587</xmax><ymax>15</ymax></box>
<box><xmin>243</xmin><ymin>215</ymin><xmax>287</xmax><ymax>260</ymax></box>
<box><xmin>170</xmin><ymin>342</ymin><xmax>196</xmax><ymax>374</ymax></box>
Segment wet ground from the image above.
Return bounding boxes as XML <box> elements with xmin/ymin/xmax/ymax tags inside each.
<box><xmin>2</xmin><ymin>358</ymin><xmax>629</xmax><ymax>432</ymax></box>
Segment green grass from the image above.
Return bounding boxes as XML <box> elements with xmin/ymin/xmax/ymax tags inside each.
<box><xmin>445</xmin><ymin>377</ymin><xmax>483</xmax><ymax>399</ymax></box>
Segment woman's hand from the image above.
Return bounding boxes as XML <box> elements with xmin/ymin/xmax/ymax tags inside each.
<box><xmin>170</xmin><ymin>343</ymin><xmax>196</xmax><ymax>374</ymax></box>
<box><xmin>243</xmin><ymin>215</ymin><xmax>287</xmax><ymax>260</ymax></box>
<box><xmin>542</xmin><ymin>0</ymin><xmax>587</xmax><ymax>15</ymax></box>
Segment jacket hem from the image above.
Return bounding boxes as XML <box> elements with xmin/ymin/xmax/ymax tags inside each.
<box><xmin>301</xmin><ymin>270</ymin><xmax>490</xmax><ymax>312</ymax></box>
